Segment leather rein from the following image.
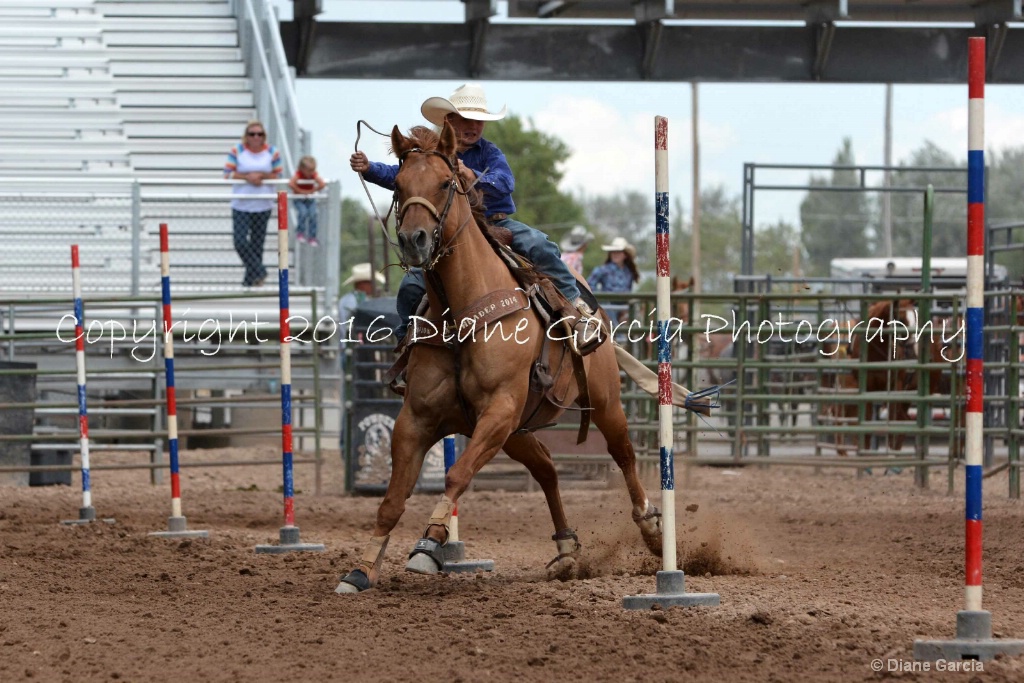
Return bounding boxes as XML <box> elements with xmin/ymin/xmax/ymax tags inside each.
<box><xmin>393</xmin><ymin>148</ymin><xmax>477</xmax><ymax>271</ymax></box>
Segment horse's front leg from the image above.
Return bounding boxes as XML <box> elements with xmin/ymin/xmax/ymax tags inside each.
<box><xmin>335</xmin><ymin>409</ymin><xmax>441</xmax><ymax>593</ymax></box>
<box><xmin>405</xmin><ymin>398</ymin><xmax>520</xmax><ymax>575</ymax></box>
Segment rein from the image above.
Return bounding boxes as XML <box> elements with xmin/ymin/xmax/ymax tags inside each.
<box><xmin>394</xmin><ymin>147</ymin><xmax>479</xmax><ymax>270</ymax></box>
<box><xmin>353</xmin><ymin>121</ymin><xmax>490</xmax><ymax>273</ymax></box>
<box><xmin>354</xmin><ymin>120</ymin><xmax>404</xmax><ymax>268</ymax></box>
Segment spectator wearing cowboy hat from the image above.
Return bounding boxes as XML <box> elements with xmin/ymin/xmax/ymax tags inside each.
<box><xmin>338</xmin><ymin>262</ymin><xmax>386</xmax><ymax>341</ymax></box>
<box><xmin>588</xmin><ymin>237</ymin><xmax>640</xmax><ymax>323</ymax></box>
<box><xmin>559</xmin><ymin>225</ymin><xmax>594</xmax><ymax>275</ymax></box>
<box><xmin>349</xmin><ymin>83</ymin><xmax>603</xmax><ymax>355</ymax></box>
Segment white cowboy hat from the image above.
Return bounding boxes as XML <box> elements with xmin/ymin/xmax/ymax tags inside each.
<box><xmin>342</xmin><ymin>262</ymin><xmax>385</xmax><ymax>287</ymax></box>
<box><xmin>560</xmin><ymin>225</ymin><xmax>594</xmax><ymax>252</ymax></box>
<box><xmin>601</xmin><ymin>237</ymin><xmax>635</xmax><ymax>256</ymax></box>
<box><xmin>421</xmin><ymin>83</ymin><xmax>507</xmax><ymax>127</ymax></box>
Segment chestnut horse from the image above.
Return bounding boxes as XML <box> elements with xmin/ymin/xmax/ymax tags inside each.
<box><xmin>825</xmin><ymin>299</ymin><xmax>919</xmax><ymax>455</ymax></box>
<box><xmin>336</xmin><ymin>124</ymin><xmax>700</xmax><ymax>593</ymax></box>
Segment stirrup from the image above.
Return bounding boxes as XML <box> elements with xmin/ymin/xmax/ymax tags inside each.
<box><xmin>570</xmin><ymin>299</ymin><xmax>605</xmax><ymax>355</ymax></box>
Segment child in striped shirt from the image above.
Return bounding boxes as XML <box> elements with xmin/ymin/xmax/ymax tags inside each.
<box><xmin>288</xmin><ymin>155</ymin><xmax>326</xmax><ymax>246</ymax></box>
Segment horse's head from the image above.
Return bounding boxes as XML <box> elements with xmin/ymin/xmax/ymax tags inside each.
<box><xmin>390</xmin><ymin>123</ymin><xmax>462</xmax><ymax>267</ymax></box>
<box><xmin>864</xmin><ymin>298</ymin><xmax>918</xmax><ymax>361</ymax></box>
<box><xmin>670</xmin><ymin>275</ymin><xmax>694</xmax><ymax>324</ymax></box>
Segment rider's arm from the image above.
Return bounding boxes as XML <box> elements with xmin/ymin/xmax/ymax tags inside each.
<box><xmin>472</xmin><ymin>141</ymin><xmax>515</xmax><ymax>203</ymax></box>
<box><xmin>363</xmin><ymin>162</ymin><xmax>400</xmax><ymax>190</ymax></box>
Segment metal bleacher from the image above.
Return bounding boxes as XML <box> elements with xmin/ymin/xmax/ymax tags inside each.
<box><xmin>0</xmin><ymin>0</ymin><xmax>337</xmax><ymax>309</ymax></box>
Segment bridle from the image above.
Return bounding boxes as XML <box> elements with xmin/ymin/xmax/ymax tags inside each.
<box><xmin>392</xmin><ymin>147</ymin><xmax>476</xmax><ymax>271</ymax></box>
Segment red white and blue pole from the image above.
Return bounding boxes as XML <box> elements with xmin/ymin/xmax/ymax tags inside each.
<box><xmin>914</xmin><ymin>36</ymin><xmax>1024</xmax><ymax>660</ymax></box>
<box><xmin>623</xmin><ymin>116</ymin><xmax>718</xmax><ymax>609</ymax></box>
<box><xmin>149</xmin><ymin>224</ymin><xmax>207</xmax><ymax>538</ymax></box>
<box><xmin>64</xmin><ymin>244</ymin><xmax>97</xmax><ymax>524</ymax></box>
<box><xmin>255</xmin><ymin>191</ymin><xmax>323</xmax><ymax>553</ymax></box>
<box><xmin>964</xmin><ymin>36</ymin><xmax>985</xmax><ymax>615</ymax></box>
<box><xmin>279</xmin><ymin>190</ymin><xmax>296</xmax><ymax>530</ymax></box>
<box><xmin>444</xmin><ymin>436</ymin><xmax>459</xmax><ymax>542</ymax></box>
<box><xmin>654</xmin><ymin>115</ymin><xmax>676</xmax><ymax>575</ymax></box>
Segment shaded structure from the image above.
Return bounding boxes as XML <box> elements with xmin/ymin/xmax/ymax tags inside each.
<box><xmin>282</xmin><ymin>0</ymin><xmax>1024</xmax><ymax>83</ymax></box>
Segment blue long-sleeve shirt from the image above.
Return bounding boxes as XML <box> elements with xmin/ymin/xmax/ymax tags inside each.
<box><xmin>362</xmin><ymin>137</ymin><xmax>516</xmax><ymax>218</ymax></box>
<box><xmin>588</xmin><ymin>262</ymin><xmax>635</xmax><ymax>293</ymax></box>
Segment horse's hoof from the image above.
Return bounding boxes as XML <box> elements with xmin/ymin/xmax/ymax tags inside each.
<box><xmin>335</xmin><ymin>568</ymin><xmax>372</xmax><ymax>594</ymax></box>
<box><xmin>405</xmin><ymin>537</ymin><xmax>444</xmax><ymax>575</ymax></box>
<box><xmin>405</xmin><ymin>552</ymin><xmax>442</xmax><ymax>575</ymax></box>
<box><xmin>334</xmin><ymin>580</ymin><xmax>362</xmax><ymax>594</ymax></box>
<box><xmin>634</xmin><ymin>506</ymin><xmax>664</xmax><ymax>557</ymax></box>
<box><xmin>546</xmin><ymin>554</ymin><xmax>579</xmax><ymax>582</ymax></box>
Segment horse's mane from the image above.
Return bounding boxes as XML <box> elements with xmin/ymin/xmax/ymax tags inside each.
<box><xmin>396</xmin><ymin>125</ymin><xmax>542</xmax><ymax>288</ymax></box>
<box><xmin>866</xmin><ymin>298</ymin><xmax>912</xmax><ymax>321</ymax></box>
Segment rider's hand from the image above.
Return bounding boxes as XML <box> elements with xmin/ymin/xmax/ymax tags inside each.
<box><xmin>455</xmin><ymin>160</ymin><xmax>476</xmax><ymax>186</ymax></box>
<box><xmin>350</xmin><ymin>152</ymin><xmax>370</xmax><ymax>173</ymax></box>
<box><xmin>245</xmin><ymin>171</ymin><xmax>263</xmax><ymax>186</ymax></box>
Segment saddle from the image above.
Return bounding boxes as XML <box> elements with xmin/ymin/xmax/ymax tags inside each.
<box><xmin>384</xmin><ymin>242</ymin><xmax>605</xmax><ymax>444</ymax></box>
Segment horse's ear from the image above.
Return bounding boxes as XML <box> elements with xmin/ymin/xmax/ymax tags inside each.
<box><xmin>390</xmin><ymin>125</ymin><xmax>410</xmax><ymax>158</ymax></box>
<box><xmin>688</xmin><ymin>276</ymin><xmax>695</xmax><ymax>290</ymax></box>
<box><xmin>438</xmin><ymin>121</ymin><xmax>458</xmax><ymax>159</ymax></box>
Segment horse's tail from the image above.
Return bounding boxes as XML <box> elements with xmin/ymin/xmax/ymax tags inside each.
<box><xmin>612</xmin><ymin>344</ymin><xmax>712</xmax><ymax>416</ymax></box>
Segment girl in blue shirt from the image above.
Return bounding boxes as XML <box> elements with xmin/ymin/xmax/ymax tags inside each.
<box><xmin>588</xmin><ymin>237</ymin><xmax>639</xmax><ymax>323</ymax></box>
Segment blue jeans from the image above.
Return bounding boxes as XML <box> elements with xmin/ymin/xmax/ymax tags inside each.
<box><xmin>395</xmin><ymin>217</ymin><xmax>580</xmax><ymax>339</ymax></box>
<box><xmin>232</xmin><ymin>209</ymin><xmax>269</xmax><ymax>286</ymax></box>
<box><xmin>293</xmin><ymin>198</ymin><xmax>317</xmax><ymax>240</ymax></box>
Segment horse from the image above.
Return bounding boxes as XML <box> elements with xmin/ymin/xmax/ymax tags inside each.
<box><xmin>335</xmin><ymin>124</ymin><xmax>708</xmax><ymax>594</ymax></box>
<box><xmin>824</xmin><ymin>299</ymin><xmax>919</xmax><ymax>455</ymax></box>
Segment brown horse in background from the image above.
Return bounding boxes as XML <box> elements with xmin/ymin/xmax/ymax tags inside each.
<box><xmin>336</xmin><ymin>124</ymin><xmax>698</xmax><ymax>593</ymax></box>
<box><xmin>824</xmin><ymin>299</ymin><xmax>919</xmax><ymax>455</ymax></box>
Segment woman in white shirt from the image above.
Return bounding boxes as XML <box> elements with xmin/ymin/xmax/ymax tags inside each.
<box><xmin>223</xmin><ymin>120</ymin><xmax>282</xmax><ymax>286</ymax></box>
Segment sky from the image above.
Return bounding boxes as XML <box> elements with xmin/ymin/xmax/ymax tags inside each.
<box><xmin>274</xmin><ymin>1</ymin><xmax>1024</xmax><ymax>233</ymax></box>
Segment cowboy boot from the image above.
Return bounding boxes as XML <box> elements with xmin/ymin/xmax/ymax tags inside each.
<box><xmin>559</xmin><ymin>298</ymin><xmax>605</xmax><ymax>356</ymax></box>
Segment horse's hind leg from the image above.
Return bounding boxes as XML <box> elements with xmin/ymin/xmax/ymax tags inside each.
<box><xmin>503</xmin><ymin>432</ymin><xmax>581</xmax><ymax>581</ymax></box>
<box><xmin>335</xmin><ymin>410</ymin><xmax>439</xmax><ymax>594</ymax></box>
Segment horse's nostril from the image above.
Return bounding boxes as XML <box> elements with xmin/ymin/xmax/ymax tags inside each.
<box><xmin>413</xmin><ymin>229</ymin><xmax>428</xmax><ymax>250</ymax></box>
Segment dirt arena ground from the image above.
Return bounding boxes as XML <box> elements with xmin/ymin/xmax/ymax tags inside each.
<box><xmin>2</xmin><ymin>447</ymin><xmax>1024</xmax><ymax>683</ymax></box>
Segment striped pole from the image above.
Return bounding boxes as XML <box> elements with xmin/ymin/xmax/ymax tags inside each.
<box><xmin>61</xmin><ymin>245</ymin><xmax>98</xmax><ymax>525</ymax></box>
<box><xmin>445</xmin><ymin>436</ymin><xmax>459</xmax><ymax>543</ymax></box>
<box><xmin>914</xmin><ymin>37</ymin><xmax>1024</xmax><ymax>660</ymax></box>
<box><xmin>439</xmin><ymin>435</ymin><xmax>494</xmax><ymax>573</ymax></box>
<box><xmin>654</xmin><ymin>115</ymin><xmax>677</xmax><ymax>574</ymax></box>
<box><xmin>149</xmin><ymin>224</ymin><xmax>208</xmax><ymax>538</ymax></box>
<box><xmin>623</xmin><ymin>117</ymin><xmax>718</xmax><ymax>609</ymax></box>
<box><xmin>964</xmin><ymin>36</ymin><xmax>985</xmax><ymax>616</ymax></box>
<box><xmin>256</xmin><ymin>192</ymin><xmax>324</xmax><ymax>553</ymax></box>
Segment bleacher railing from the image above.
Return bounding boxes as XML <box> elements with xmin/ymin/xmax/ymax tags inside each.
<box><xmin>0</xmin><ymin>177</ymin><xmax>341</xmax><ymax>316</ymax></box>
<box><xmin>233</xmin><ymin>0</ymin><xmax>309</xmax><ymax>175</ymax></box>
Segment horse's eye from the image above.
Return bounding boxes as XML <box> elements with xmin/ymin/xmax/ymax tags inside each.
<box><xmin>440</xmin><ymin>180</ymin><xmax>450</xmax><ymax>191</ymax></box>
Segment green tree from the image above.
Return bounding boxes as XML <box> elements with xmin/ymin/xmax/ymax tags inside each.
<box><xmin>338</xmin><ymin>197</ymin><xmax>386</xmax><ymax>295</ymax></box>
<box><xmin>888</xmin><ymin>141</ymin><xmax>965</xmax><ymax>258</ymax></box>
<box><xmin>987</xmin><ymin>146</ymin><xmax>1024</xmax><ymax>281</ymax></box>
<box><xmin>754</xmin><ymin>220</ymin><xmax>804</xmax><ymax>278</ymax></box>
<box><xmin>670</xmin><ymin>185</ymin><xmax>743</xmax><ymax>294</ymax></box>
<box><xmin>799</xmin><ymin>138</ymin><xmax>873</xmax><ymax>275</ymax></box>
<box><xmin>580</xmin><ymin>190</ymin><xmax>653</xmax><ymax>276</ymax></box>
<box><xmin>484</xmin><ymin>114</ymin><xmax>586</xmax><ymax>232</ymax></box>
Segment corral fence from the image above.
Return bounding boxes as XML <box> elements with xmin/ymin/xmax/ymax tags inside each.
<box><xmin>0</xmin><ymin>288</ymin><xmax>342</xmax><ymax>495</ymax></box>
<box><xmin>3</xmin><ymin>286</ymin><xmax>1021</xmax><ymax>498</ymax></box>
